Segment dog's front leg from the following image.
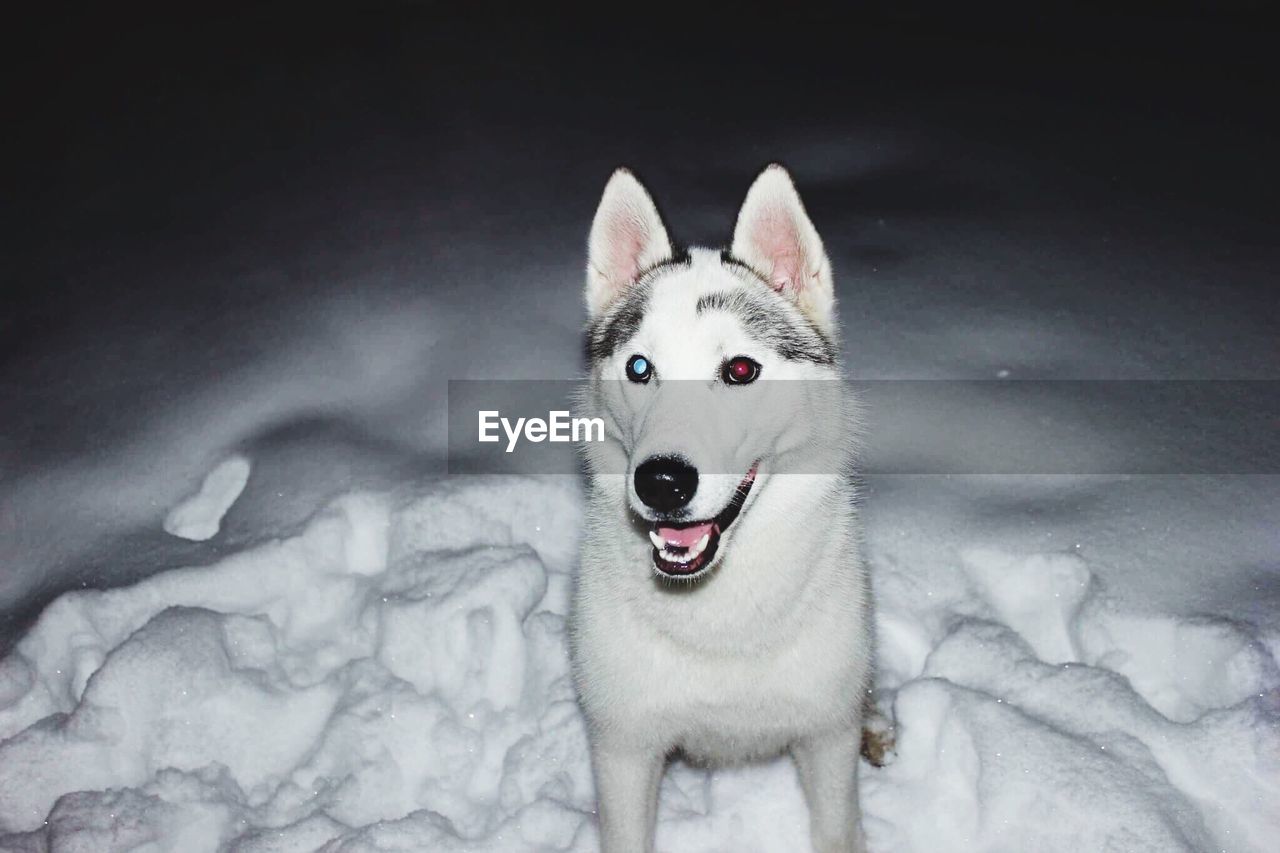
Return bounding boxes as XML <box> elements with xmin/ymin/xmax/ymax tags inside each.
<box><xmin>792</xmin><ymin>728</ymin><xmax>868</xmax><ymax>853</ymax></box>
<box><xmin>591</xmin><ymin>739</ymin><xmax>665</xmax><ymax>853</ymax></box>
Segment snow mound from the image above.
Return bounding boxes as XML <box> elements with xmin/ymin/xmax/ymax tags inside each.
<box><xmin>163</xmin><ymin>455</ymin><xmax>253</xmax><ymax>541</ymax></box>
<box><xmin>0</xmin><ymin>479</ymin><xmax>594</xmax><ymax>852</ymax></box>
<box><xmin>867</xmin><ymin>544</ymin><xmax>1280</xmax><ymax>853</ymax></box>
<box><xmin>1</xmin><ymin>478</ymin><xmax>1277</xmax><ymax>851</ymax></box>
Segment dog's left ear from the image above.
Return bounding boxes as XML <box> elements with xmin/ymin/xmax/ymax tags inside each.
<box><xmin>731</xmin><ymin>164</ymin><xmax>835</xmax><ymax>333</ymax></box>
<box><xmin>586</xmin><ymin>168</ymin><xmax>674</xmax><ymax>319</ymax></box>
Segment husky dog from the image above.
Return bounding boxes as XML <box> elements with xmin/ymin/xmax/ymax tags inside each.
<box><xmin>570</xmin><ymin>165</ymin><xmax>873</xmax><ymax>852</ymax></box>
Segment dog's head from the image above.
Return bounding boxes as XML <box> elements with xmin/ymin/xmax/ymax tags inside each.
<box><xmin>582</xmin><ymin>165</ymin><xmax>849</xmax><ymax>581</ymax></box>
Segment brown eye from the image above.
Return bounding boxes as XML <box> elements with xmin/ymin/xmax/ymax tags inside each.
<box><xmin>722</xmin><ymin>356</ymin><xmax>760</xmax><ymax>385</ymax></box>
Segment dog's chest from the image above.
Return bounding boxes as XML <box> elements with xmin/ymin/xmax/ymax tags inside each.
<box><xmin>660</xmin><ymin>655</ymin><xmax>843</xmax><ymax>764</ymax></box>
<box><xmin>629</xmin><ymin>623</ymin><xmax>860</xmax><ymax>752</ymax></box>
<box><xmin>667</xmin><ymin>680</ymin><xmax>820</xmax><ymax>760</ymax></box>
<box><xmin>572</xmin><ymin>513</ymin><xmax>871</xmax><ymax>757</ymax></box>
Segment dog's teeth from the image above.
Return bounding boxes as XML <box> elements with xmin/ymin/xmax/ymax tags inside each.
<box><xmin>648</xmin><ymin>530</ymin><xmax>664</xmax><ymax>550</ymax></box>
<box><xmin>690</xmin><ymin>533</ymin><xmax>710</xmax><ymax>556</ymax></box>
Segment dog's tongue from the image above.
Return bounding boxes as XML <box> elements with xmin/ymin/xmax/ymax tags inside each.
<box><xmin>656</xmin><ymin>521</ymin><xmax>714</xmax><ymax>548</ymax></box>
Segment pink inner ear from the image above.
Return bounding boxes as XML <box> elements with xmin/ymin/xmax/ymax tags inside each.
<box><xmin>607</xmin><ymin>211</ymin><xmax>651</xmax><ymax>285</ymax></box>
<box><xmin>754</xmin><ymin>209</ymin><xmax>806</xmax><ymax>294</ymax></box>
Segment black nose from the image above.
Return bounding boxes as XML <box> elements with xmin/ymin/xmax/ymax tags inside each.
<box><xmin>634</xmin><ymin>456</ymin><xmax>698</xmax><ymax>512</ymax></box>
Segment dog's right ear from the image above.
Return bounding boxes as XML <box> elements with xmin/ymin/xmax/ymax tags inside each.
<box><xmin>586</xmin><ymin>168</ymin><xmax>673</xmax><ymax>318</ymax></box>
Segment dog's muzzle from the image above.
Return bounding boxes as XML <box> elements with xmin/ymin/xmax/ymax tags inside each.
<box><xmin>646</xmin><ymin>464</ymin><xmax>757</xmax><ymax>578</ymax></box>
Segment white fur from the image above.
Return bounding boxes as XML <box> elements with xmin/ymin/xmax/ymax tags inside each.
<box><xmin>572</xmin><ymin>166</ymin><xmax>873</xmax><ymax>852</ymax></box>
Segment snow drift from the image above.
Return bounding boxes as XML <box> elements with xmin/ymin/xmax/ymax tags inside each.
<box><xmin>0</xmin><ymin>472</ymin><xmax>1275</xmax><ymax>852</ymax></box>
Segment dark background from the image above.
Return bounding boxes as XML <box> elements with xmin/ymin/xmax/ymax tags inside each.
<box><xmin>3</xmin><ymin>2</ymin><xmax>1277</xmax><ymax>642</ymax></box>
<box><xmin>11</xmin><ymin>3</ymin><xmax>1278</xmax><ymax>312</ymax></box>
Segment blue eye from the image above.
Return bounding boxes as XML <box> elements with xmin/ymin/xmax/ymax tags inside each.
<box><xmin>626</xmin><ymin>354</ymin><xmax>653</xmax><ymax>383</ymax></box>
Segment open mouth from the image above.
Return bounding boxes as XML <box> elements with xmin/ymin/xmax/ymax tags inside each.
<box><xmin>647</xmin><ymin>464</ymin><xmax>757</xmax><ymax>578</ymax></box>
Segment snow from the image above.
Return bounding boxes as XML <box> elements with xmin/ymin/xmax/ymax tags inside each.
<box><xmin>0</xmin><ymin>482</ymin><xmax>594</xmax><ymax>851</ymax></box>
<box><xmin>4</xmin><ymin>9</ymin><xmax>1279</xmax><ymax>852</ymax></box>
<box><xmin>867</xmin><ymin>545</ymin><xmax>1279</xmax><ymax>852</ymax></box>
<box><xmin>0</xmin><ymin>473</ymin><xmax>1276</xmax><ymax>851</ymax></box>
<box><xmin>164</xmin><ymin>456</ymin><xmax>253</xmax><ymax>541</ymax></box>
